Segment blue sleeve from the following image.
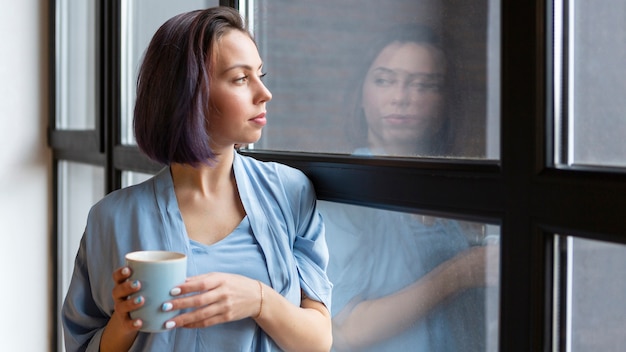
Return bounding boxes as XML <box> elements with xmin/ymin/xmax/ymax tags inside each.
<box><xmin>285</xmin><ymin>169</ymin><xmax>333</xmax><ymax>310</ymax></box>
<box><xmin>233</xmin><ymin>153</ymin><xmax>333</xmax><ymax>311</ymax></box>
<box><xmin>61</xmin><ymin>235</ymin><xmax>108</xmax><ymax>352</ymax></box>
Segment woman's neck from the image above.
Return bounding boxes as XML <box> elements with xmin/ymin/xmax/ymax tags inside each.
<box><xmin>170</xmin><ymin>148</ymin><xmax>235</xmax><ymax>196</ymax></box>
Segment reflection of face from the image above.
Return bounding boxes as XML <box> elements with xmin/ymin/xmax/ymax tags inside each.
<box><xmin>207</xmin><ymin>30</ymin><xmax>272</xmax><ymax>150</ymax></box>
<box><xmin>361</xmin><ymin>41</ymin><xmax>446</xmax><ymax>155</ymax></box>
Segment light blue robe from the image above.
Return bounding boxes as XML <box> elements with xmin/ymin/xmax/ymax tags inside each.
<box><xmin>62</xmin><ymin>151</ymin><xmax>332</xmax><ymax>351</ymax></box>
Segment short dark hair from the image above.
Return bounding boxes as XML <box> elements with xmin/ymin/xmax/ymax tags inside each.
<box><xmin>133</xmin><ymin>7</ymin><xmax>248</xmax><ymax>165</ymax></box>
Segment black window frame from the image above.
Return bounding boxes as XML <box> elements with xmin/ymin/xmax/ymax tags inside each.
<box><xmin>48</xmin><ymin>1</ymin><xmax>626</xmax><ymax>351</ymax></box>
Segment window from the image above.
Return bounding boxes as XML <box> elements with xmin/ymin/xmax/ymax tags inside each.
<box><xmin>252</xmin><ymin>0</ymin><xmax>500</xmax><ymax>159</ymax></box>
<box><xmin>55</xmin><ymin>0</ymin><xmax>97</xmax><ymax>130</ymax></box>
<box><xmin>56</xmin><ymin>161</ymin><xmax>104</xmax><ymax>319</ymax></box>
<box><xmin>553</xmin><ymin>236</ymin><xmax>626</xmax><ymax>351</ymax></box>
<box><xmin>554</xmin><ymin>0</ymin><xmax>626</xmax><ymax>169</ymax></box>
<box><xmin>49</xmin><ymin>1</ymin><xmax>626</xmax><ymax>350</ymax></box>
<box><xmin>550</xmin><ymin>0</ymin><xmax>626</xmax><ymax>351</ymax></box>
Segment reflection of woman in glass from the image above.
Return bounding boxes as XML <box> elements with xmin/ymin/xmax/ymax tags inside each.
<box><xmin>322</xmin><ymin>24</ymin><xmax>498</xmax><ymax>351</ymax></box>
<box><xmin>346</xmin><ymin>24</ymin><xmax>456</xmax><ymax>157</ymax></box>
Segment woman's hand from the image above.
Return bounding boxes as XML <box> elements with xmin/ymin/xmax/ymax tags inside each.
<box><xmin>100</xmin><ymin>266</ymin><xmax>144</xmax><ymax>352</ymax></box>
<box><xmin>446</xmin><ymin>245</ymin><xmax>500</xmax><ymax>291</ymax></box>
<box><xmin>163</xmin><ymin>273</ymin><xmax>332</xmax><ymax>352</ymax></box>
<box><xmin>111</xmin><ymin>266</ymin><xmax>145</xmax><ymax>329</ymax></box>
<box><xmin>162</xmin><ymin>272</ymin><xmax>261</xmax><ymax>329</ymax></box>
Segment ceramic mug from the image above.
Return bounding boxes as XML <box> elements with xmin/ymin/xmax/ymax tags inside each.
<box><xmin>125</xmin><ymin>250</ymin><xmax>187</xmax><ymax>332</ymax></box>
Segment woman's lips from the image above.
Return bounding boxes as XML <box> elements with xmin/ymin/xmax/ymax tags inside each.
<box><xmin>383</xmin><ymin>114</ymin><xmax>419</xmax><ymax>125</ymax></box>
<box><xmin>250</xmin><ymin>112</ymin><xmax>267</xmax><ymax>126</ymax></box>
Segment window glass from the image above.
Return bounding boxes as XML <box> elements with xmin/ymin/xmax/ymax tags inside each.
<box><xmin>318</xmin><ymin>201</ymin><xmax>500</xmax><ymax>351</ymax></box>
<box><xmin>556</xmin><ymin>0</ymin><xmax>626</xmax><ymax>168</ymax></box>
<box><xmin>121</xmin><ymin>170</ymin><xmax>154</xmax><ymax>188</ymax></box>
<box><xmin>120</xmin><ymin>0</ymin><xmax>219</xmax><ymax>145</ymax></box>
<box><xmin>251</xmin><ymin>0</ymin><xmax>500</xmax><ymax>159</ymax></box>
<box><xmin>55</xmin><ymin>0</ymin><xmax>97</xmax><ymax>129</ymax></box>
<box><xmin>56</xmin><ymin>161</ymin><xmax>104</xmax><ymax>350</ymax></box>
<box><xmin>553</xmin><ymin>236</ymin><xmax>626</xmax><ymax>351</ymax></box>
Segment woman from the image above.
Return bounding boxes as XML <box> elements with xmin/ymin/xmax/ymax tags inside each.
<box><xmin>62</xmin><ymin>7</ymin><xmax>332</xmax><ymax>352</ymax></box>
<box><xmin>321</xmin><ymin>24</ymin><xmax>498</xmax><ymax>351</ymax></box>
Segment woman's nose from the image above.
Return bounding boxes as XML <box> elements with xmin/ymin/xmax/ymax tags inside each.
<box><xmin>390</xmin><ymin>85</ymin><xmax>411</xmax><ymax>106</ymax></box>
<box><xmin>256</xmin><ymin>81</ymin><xmax>272</xmax><ymax>104</ymax></box>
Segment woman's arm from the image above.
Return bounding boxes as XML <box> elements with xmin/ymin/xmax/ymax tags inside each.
<box><xmin>63</xmin><ymin>236</ymin><xmax>138</xmax><ymax>352</ymax></box>
<box><xmin>163</xmin><ymin>273</ymin><xmax>332</xmax><ymax>352</ymax></box>
<box><xmin>254</xmin><ymin>287</ymin><xmax>332</xmax><ymax>352</ymax></box>
<box><xmin>332</xmin><ymin>245</ymin><xmax>499</xmax><ymax>350</ymax></box>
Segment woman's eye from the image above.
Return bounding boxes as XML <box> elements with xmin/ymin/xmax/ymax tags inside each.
<box><xmin>410</xmin><ymin>81</ymin><xmax>443</xmax><ymax>92</ymax></box>
<box><xmin>259</xmin><ymin>72</ymin><xmax>267</xmax><ymax>80</ymax></box>
<box><xmin>234</xmin><ymin>75</ymin><xmax>249</xmax><ymax>84</ymax></box>
<box><xmin>374</xmin><ymin>77</ymin><xmax>395</xmax><ymax>87</ymax></box>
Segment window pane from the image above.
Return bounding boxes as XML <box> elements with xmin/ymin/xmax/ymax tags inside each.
<box><xmin>56</xmin><ymin>161</ymin><xmax>104</xmax><ymax>350</ymax></box>
<box><xmin>121</xmin><ymin>170</ymin><xmax>154</xmax><ymax>188</ymax></box>
<box><xmin>120</xmin><ymin>0</ymin><xmax>219</xmax><ymax>145</ymax></box>
<box><xmin>318</xmin><ymin>201</ymin><xmax>500</xmax><ymax>351</ymax></box>
<box><xmin>558</xmin><ymin>0</ymin><xmax>626</xmax><ymax>168</ymax></box>
<box><xmin>554</xmin><ymin>236</ymin><xmax>626</xmax><ymax>351</ymax></box>
<box><xmin>55</xmin><ymin>0</ymin><xmax>97</xmax><ymax>129</ymax></box>
<box><xmin>252</xmin><ymin>0</ymin><xmax>500</xmax><ymax>159</ymax></box>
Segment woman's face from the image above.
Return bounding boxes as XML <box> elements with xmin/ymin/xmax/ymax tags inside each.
<box><xmin>207</xmin><ymin>30</ymin><xmax>272</xmax><ymax>150</ymax></box>
<box><xmin>361</xmin><ymin>41</ymin><xmax>446</xmax><ymax>155</ymax></box>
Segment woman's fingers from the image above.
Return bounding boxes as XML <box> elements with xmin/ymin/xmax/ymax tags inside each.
<box><xmin>162</xmin><ymin>288</ymin><xmax>230</xmax><ymax>329</ymax></box>
<box><xmin>112</xmin><ymin>266</ymin><xmax>132</xmax><ymax>284</ymax></box>
<box><xmin>168</xmin><ymin>303</ymin><xmax>231</xmax><ymax>329</ymax></box>
<box><xmin>116</xmin><ymin>295</ymin><xmax>146</xmax><ymax>329</ymax></box>
<box><xmin>162</xmin><ymin>273</ymin><xmax>260</xmax><ymax>329</ymax></box>
<box><xmin>110</xmin><ymin>266</ymin><xmax>145</xmax><ymax>330</ymax></box>
<box><xmin>112</xmin><ymin>268</ymin><xmax>141</xmax><ymax>302</ymax></box>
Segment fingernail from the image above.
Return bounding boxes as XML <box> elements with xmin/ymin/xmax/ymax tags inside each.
<box><xmin>170</xmin><ymin>287</ymin><xmax>181</xmax><ymax>296</ymax></box>
<box><xmin>122</xmin><ymin>267</ymin><xmax>130</xmax><ymax>276</ymax></box>
<box><xmin>131</xmin><ymin>280</ymin><xmax>140</xmax><ymax>289</ymax></box>
<box><xmin>132</xmin><ymin>319</ymin><xmax>142</xmax><ymax>328</ymax></box>
<box><xmin>134</xmin><ymin>296</ymin><xmax>143</xmax><ymax>304</ymax></box>
<box><xmin>165</xmin><ymin>321</ymin><xmax>176</xmax><ymax>329</ymax></box>
<box><xmin>162</xmin><ymin>302</ymin><xmax>173</xmax><ymax>312</ymax></box>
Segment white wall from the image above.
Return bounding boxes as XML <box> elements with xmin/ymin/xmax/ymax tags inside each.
<box><xmin>0</xmin><ymin>0</ymin><xmax>52</xmax><ymax>351</ymax></box>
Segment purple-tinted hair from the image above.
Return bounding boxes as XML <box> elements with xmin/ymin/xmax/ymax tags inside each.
<box><xmin>133</xmin><ymin>7</ymin><xmax>249</xmax><ymax>165</ymax></box>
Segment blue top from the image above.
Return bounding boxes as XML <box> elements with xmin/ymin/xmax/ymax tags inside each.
<box><xmin>319</xmin><ymin>201</ymin><xmax>486</xmax><ymax>352</ymax></box>
<box><xmin>62</xmin><ymin>151</ymin><xmax>332</xmax><ymax>352</ymax></box>
<box><xmin>186</xmin><ymin>216</ymin><xmax>270</xmax><ymax>350</ymax></box>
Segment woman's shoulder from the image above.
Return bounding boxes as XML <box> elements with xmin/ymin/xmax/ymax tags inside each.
<box><xmin>88</xmin><ymin>170</ymin><xmax>163</xmax><ymax>220</ymax></box>
<box><xmin>235</xmin><ymin>152</ymin><xmax>316</xmax><ymax>208</ymax></box>
<box><xmin>236</xmin><ymin>152</ymin><xmax>310</xmax><ymax>184</ymax></box>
